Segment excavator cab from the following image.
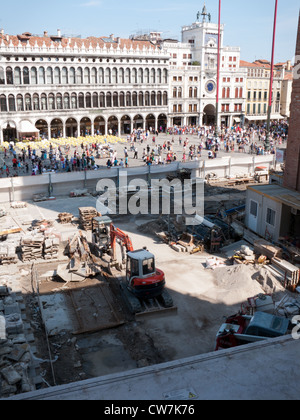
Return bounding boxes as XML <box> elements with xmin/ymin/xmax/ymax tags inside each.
<box><xmin>126</xmin><ymin>249</ymin><xmax>165</xmax><ymax>299</ymax></box>
<box><xmin>92</xmin><ymin>216</ymin><xmax>112</xmax><ymax>252</ymax></box>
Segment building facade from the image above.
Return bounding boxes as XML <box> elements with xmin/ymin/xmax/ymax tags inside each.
<box><xmin>0</xmin><ymin>30</ymin><xmax>170</xmax><ymax>143</ymax></box>
<box><xmin>240</xmin><ymin>59</ymin><xmax>292</xmax><ymax>125</ymax></box>
<box><xmin>163</xmin><ymin>6</ymin><xmax>247</xmax><ymax>128</ymax></box>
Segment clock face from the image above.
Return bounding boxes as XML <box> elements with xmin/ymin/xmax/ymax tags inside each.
<box><xmin>206</xmin><ymin>81</ymin><xmax>216</xmax><ymax>93</ymax></box>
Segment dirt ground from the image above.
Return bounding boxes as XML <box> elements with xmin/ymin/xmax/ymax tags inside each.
<box><xmin>0</xmin><ymin>198</ymin><xmax>287</xmax><ymax>389</ymax></box>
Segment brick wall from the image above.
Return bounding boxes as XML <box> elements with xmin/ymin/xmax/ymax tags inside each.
<box><xmin>284</xmin><ymin>13</ymin><xmax>300</xmax><ymax>191</ymax></box>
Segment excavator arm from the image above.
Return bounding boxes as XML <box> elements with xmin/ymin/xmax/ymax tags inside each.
<box><xmin>110</xmin><ymin>224</ymin><xmax>134</xmax><ymax>261</ymax></box>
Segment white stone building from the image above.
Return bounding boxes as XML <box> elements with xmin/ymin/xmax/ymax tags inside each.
<box><xmin>163</xmin><ymin>5</ymin><xmax>247</xmax><ymax>128</ymax></box>
<box><xmin>0</xmin><ymin>30</ymin><xmax>170</xmax><ymax>143</ymax></box>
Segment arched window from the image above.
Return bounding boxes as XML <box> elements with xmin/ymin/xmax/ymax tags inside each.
<box><xmin>125</xmin><ymin>68</ymin><xmax>130</xmax><ymax>84</ymax></box>
<box><xmin>157</xmin><ymin>69</ymin><xmax>162</xmax><ymax>84</ymax></box>
<box><xmin>25</xmin><ymin>94</ymin><xmax>32</xmax><ymax>110</ymax></box>
<box><xmin>119</xmin><ymin>92</ymin><xmax>125</xmax><ymax>107</ymax></box>
<box><xmin>144</xmin><ymin>69</ymin><xmax>149</xmax><ymax>84</ymax></box>
<box><xmin>163</xmin><ymin>91</ymin><xmax>168</xmax><ymax>105</ymax></box>
<box><xmin>39</xmin><ymin>67</ymin><xmax>45</xmax><ymax>84</ymax></box>
<box><xmin>173</xmin><ymin>87</ymin><xmax>177</xmax><ymax>98</ymax></box>
<box><xmin>71</xmin><ymin>93</ymin><xmax>77</xmax><ymax>109</ymax></box>
<box><xmin>151</xmin><ymin>91</ymin><xmax>156</xmax><ymax>106</ymax></box>
<box><xmin>76</xmin><ymin>68</ymin><xmax>83</xmax><ymax>84</ymax></box>
<box><xmin>151</xmin><ymin>68</ymin><xmax>155</xmax><ymax>84</ymax></box>
<box><xmin>194</xmin><ymin>87</ymin><xmax>198</xmax><ymax>98</ymax></box>
<box><xmin>41</xmin><ymin>94</ymin><xmax>47</xmax><ymax>110</ymax></box>
<box><xmin>23</xmin><ymin>67</ymin><xmax>30</xmax><ymax>85</ymax></box>
<box><xmin>105</xmin><ymin>68</ymin><xmax>111</xmax><ymax>84</ymax></box>
<box><xmin>69</xmin><ymin>67</ymin><xmax>75</xmax><ymax>84</ymax></box>
<box><xmin>139</xmin><ymin>92</ymin><xmax>144</xmax><ymax>107</ymax></box>
<box><xmin>222</xmin><ymin>87</ymin><xmax>226</xmax><ymax>98</ymax></box>
<box><xmin>31</xmin><ymin>67</ymin><xmax>38</xmax><ymax>85</ymax></box>
<box><xmin>86</xmin><ymin>93</ymin><xmax>92</xmax><ymax>108</ymax></box>
<box><xmin>99</xmin><ymin>92</ymin><xmax>105</xmax><ymax>108</ymax></box>
<box><xmin>14</xmin><ymin>67</ymin><xmax>21</xmax><ymax>85</ymax></box>
<box><xmin>48</xmin><ymin>93</ymin><xmax>55</xmax><ymax>110</ymax></box>
<box><xmin>132</xmin><ymin>68</ymin><xmax>137</xmax><ymax>84</ymax></box>
<box><xmin>56</xmin><ymin>93</ymin><xmax>63</xmax><ymax>110</ymax></box>
<box><xmin>113</xmin><ymin>92</ymin><xmax>118</xmax><ymax>107</ymax></box>
<box><xmin>8</xmin><ymin>95</ymin><xmax>16</xmax><ymax>111</ymax></box>
<box><xmin>132</xmin><ymin>92</ymin><xmax>138</xmax><ymax>106</ymax></box>
<box><xmin>0</xmin><ymin>67</ymin><xmax>4</xmax><ymax>84</ymax></box>
<box><xmin>145</xmin><ymin>92</ymin><xmax>150</xmax><ymax>106</ymax></box>
<box><xmin>0</xmin><ymin>95</ymin><xmax>7</xmax><ymax>112</ymax></box>
<box><xmin>157</xmin><ymin>91</ymin><xmax>162</xmax><ymax>106</ymax></box>
<box><xmin>78</xmin><ymin>92</ymin><xmax>85</xmax><ymax>108</ymax></box>
<box><xmin>227</xmin><ymin>87</ymin><xmax>230</xmax><ymax>98</ymax></box>
<box><xmin>91</xmin><ymin>68</ymin><xmax>97</xmax><ymax>84</ymax></box>
<box><xmin>138</xmin><ymin>68</ymin><xmax>143</xmax><ymax>84</ymax></box>
<box><xmin>99</xmin><ymin>68</ymin><xmax>104</xmax><ymax>84</ymax></box>
<box><xmin>6</xmin><ymin>67</ymin><xmax>13</xmax><ymax>84</ymax></box>
<box><xmin>54</xmin><ymin>67</ymin><xmax>61</xmax><ymax>85</ymax></box>
<box><xmin>17</xmin><ymin>94</ymin><xmax>24</xmax><ymax>111</ymax></box>
<box><xmin>163</xmin><ymin>69</ymin><xmax>168</xmax><ymax>84</ymax></box>
<box><xmin>33</xmin><ymin>94</ymin><xmax>40</xmax><ymax>110</ymax></box>
<box><xmin>112</xmin><ymin>68</ymin><xmax>118</xmax><ymax>84</ymax></box>
<box><xmin>106</xmin><ymin>92</ymin><xmax>112</xmax><ymax>107</ymax></box>
<box><xmin>84</xmin><ymin>67</ymin><xmax>90</xmax><ymax>84</ymax></box>
<box><xmin>189</xmin><ymin>87</ymin><xmax>193</xmax><ymax>98</ymax></box>
<box><xmin>126</xmin><ymin>92</ymin><xmax>131</xmax><ymax>107</ymax></box>
<box><xmin>119</xmin><ymin>68</ymin><xmax>124</xmax><ymax>84</ymax></box>
<box><xmin>47</xmin><ymin>67</ymin><xmax>53</xmax><ymax>84</ymax></box>
<box><xmin>62</xmin><ymin>67</ymin><xmax>68</xmax><ymax>84</ymax></box>
<box><xmin>64</xmin><ymin>93</ymin><xmax>70</xmax><ymax>109</ymax></box>
<box><xmin>92</xmin><ymin>92</ymin><xmax>98</xmax><ymax>108</ymax></box>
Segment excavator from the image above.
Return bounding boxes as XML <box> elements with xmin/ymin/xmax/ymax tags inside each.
<box><xmin>92</xmin><ymin>216</ymin><xmax>174</xmax><ymax>314</ymax></box>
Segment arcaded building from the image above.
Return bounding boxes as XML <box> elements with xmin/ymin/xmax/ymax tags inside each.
<box><xmin>0</xmin><ymin>30</ymin><xmax>169</xmax><ymax>142</ymax></box>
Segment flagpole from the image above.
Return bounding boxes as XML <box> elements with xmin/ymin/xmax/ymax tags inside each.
<box><xmin>215</xmin><ymin>0</ymin><xmax>221</xmax><ymax>139</ymax></box>
<box><xmin>265</xmin><ymin>0</ymin><xmax>278</xmax><ymax>152</ymax></box>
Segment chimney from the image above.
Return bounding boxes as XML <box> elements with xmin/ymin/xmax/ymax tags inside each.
<box><xmin>110</xmin><ymin>34</ymin><xmax>114</xmax><ymax>40</ymax></box>
<box><xmin>116</xmin><ymin>37</ymin><xmax>120</xmax><ymax>44</ymax></box>
<box><xmin>0</xmin><ymin>29</ymin><xmax>4</xmax><ymax>36</ymax></box>
<box><xmin>44</xmin><ymin>31</ymin><xmax>48</xmax><ymax>37</ymax></box>
<box><xmin>57</xmin><ymin>29</ymin><xmax>61</xmax><ymax>38</ymax></box>
<box><xmin>287</xmin><ymin>60</ymin><xmax>291</xmax><ymax>71</ymax></box>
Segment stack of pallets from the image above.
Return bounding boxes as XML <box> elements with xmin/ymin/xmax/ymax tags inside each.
<box><xmin>78</xmin><ymin>207</ymin><xmax>99</xmax><ymax>231</ymax></box>
<box><xmin>43</xmin><ymin>237</ymin><xmax>60</xmax><ymax>260</ymax></box>
<box><xmin>20</xmin><ymin>234</ymin><xmax>44</xmax><ymax>262</ymax></box>
<box><xmin>0</xmin><ymin>244</ymin><xmax>18</xmax><ymax>265</ymax></box>
<box><xmin>58</xmin><ymin>213</ymin><xmax>73</xmax><ymax>224</ymax></box>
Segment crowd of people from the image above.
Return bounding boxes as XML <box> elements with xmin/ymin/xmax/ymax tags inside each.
<box><xmin>0</xmin><ymin>120</ymin><xmax>288</xmax><ymax>177</ymax></box>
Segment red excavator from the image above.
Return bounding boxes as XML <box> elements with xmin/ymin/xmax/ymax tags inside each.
<box><xmin>92</xmin><ymin>216</ymin><xmax>174</xmax><ymax>314</ymax></box>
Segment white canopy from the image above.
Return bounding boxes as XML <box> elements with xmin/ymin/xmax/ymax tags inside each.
<box><xmin>18</xmin><ymin>120</ymin><xmax>39</xmax><ymax>133</ymax></box>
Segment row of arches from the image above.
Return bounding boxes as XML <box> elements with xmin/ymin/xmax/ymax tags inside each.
<box><xmin>0</xmin><ymin>90</ymin><xmax>168</xmax><ymax>112</ymax></box>
<box><xmin>0</xmin><ymin>66</ymin><xmax>168</xmax><ymax>86</ymax></box>
<box><xmin>2</xmin><ymin>114</ymin><xmax>168</xmax><ymax>141</ymax></box>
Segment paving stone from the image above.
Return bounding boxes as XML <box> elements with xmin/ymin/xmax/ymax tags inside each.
<box><xmin>0</xmin><ymin>365</ymin><xmax>22</xmax><ymax>385</ymax></box>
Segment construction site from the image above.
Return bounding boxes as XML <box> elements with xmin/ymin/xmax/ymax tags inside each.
<box><xmin>0</xmin><ymin>165</ymin><xmax>300</xmax><ymax>400</ymax></box>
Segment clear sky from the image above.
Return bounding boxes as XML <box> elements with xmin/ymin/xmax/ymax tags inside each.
<box><xmin>0</xmin><ymin>0</ymin><xmax>299</xmax><ymax>63</ymax></box>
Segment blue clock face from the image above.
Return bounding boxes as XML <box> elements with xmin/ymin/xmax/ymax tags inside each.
<box><xmin>206</xmin><ymin>82</ymin><xmax>215</xmax><ymax>93</ymax></box>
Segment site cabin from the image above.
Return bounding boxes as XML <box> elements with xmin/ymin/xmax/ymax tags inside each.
<box><xmin>215</xmin><ymin>311</ymin><xmax>290</xmax><ymax>351</ymax></box>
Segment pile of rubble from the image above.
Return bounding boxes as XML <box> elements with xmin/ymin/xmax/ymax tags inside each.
<box><xmin>0</xmin><ymin>282</ymin><xmax>42</xmax><ymax>398</ymax></box>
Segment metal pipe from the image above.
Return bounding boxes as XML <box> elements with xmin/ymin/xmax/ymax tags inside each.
<box><xmin>265</xmin><ymin>0</ymin><xmax>278</xmax><ymax>152</ymax></box>
<box><xmin>215</xmin><ymin>0</ymin><xmax>222</xmax><ymax>139</ymax></box>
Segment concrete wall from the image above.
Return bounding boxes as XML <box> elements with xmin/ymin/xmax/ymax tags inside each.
<box><xmin>0</xmin><ymin>155</ymin><xmax>275</xmax><ymax>204</ymax></box>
